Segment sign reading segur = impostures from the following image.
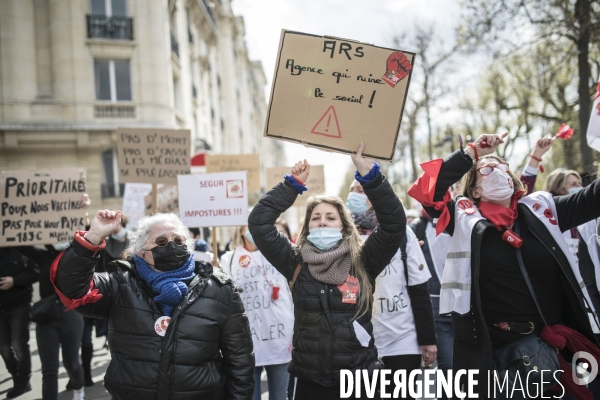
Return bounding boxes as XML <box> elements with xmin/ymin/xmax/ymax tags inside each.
<box><xmin>0</xmin><ymin>169</ymin><xmax>87</xmax><ymax>247</ymax></box>
<box><xmin>264</xmin><ymin>30</ymin><xmax>416</xmax><ymax>161</ymax></box>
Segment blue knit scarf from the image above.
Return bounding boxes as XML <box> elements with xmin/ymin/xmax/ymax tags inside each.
<box><xmin>134</xmin><ymin>254</ymin><xmax>196</xmax><ymax>317</ymax></box>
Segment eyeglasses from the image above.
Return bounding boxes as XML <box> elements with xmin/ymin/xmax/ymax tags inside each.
<box><xmin>477</xmin><ymin>163</ymin><xmax>509</xmax><ymax>176</ymax></box>
<box><xmin>150</xmin><ymin>235</ymin><xmax>186</xmax><ymax>247</ymax></box>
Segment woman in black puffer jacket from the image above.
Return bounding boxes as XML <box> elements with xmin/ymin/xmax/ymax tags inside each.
<box><xmin>51</xmin><ymin>211</ymin><xmax>254</xmax><ymax>400</ymax></box>
<box><xmin>248</xmin><ymin>144</ymin><xmax>405</xmax><ymax>400</ymax></box>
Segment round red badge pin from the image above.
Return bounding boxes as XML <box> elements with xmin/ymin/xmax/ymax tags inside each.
<box><xmin>155</xmin><ymin>316</ymin><xmax>171</xmax><ymax>337</ymax></box>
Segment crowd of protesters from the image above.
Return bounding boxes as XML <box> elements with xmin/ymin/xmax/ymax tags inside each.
<box><xmin>1</xmin><ymin>136</ymin><xmax>600</xmax><ymax>400</ymax></box>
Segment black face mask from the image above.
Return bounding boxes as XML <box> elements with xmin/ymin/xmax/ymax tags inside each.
<box><xmin>151</xmin><ymin>242</ymin><xmax>190</xmax><ymax>272</ymax></box>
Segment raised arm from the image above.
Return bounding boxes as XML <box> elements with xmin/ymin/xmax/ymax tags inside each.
<box><xmin>345</xmin><ymin>143</ymin><xmax>404</xmax><ymax>278</ymax></box>
<box><xmin>554</xmin><ymin>178</ymin><xmax>600</xmax><ymax>232</ymax></box>
<box><xmin>52</xmin><ymin>210</ymin><xmax>122</xmax><ymax>319</ymax></box>
<box><xmin>248</xmin><ymin>162</ymin><xmax>305</xmax><ymax>281</ymax></box>
<box><xmin>520</xmin><ymin>138</ymin><xmax>553</xmax><ymax>195</ymax></box>
<box><xmin>408</xmin><ymin>133</ymin><xmax>507</xmax><ymax>236</ymax></box>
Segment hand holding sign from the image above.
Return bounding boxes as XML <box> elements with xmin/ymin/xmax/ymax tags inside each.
<box><xmin>291</xmin><ymin>159</ymin><xmax>311</xmax><ymax>183</ymax></box>
<box><xmin>85</xmin><ymin>210</ymin><xmax>122</xmax><ymax>245</ymax></box>
<box><xmin>351</xmin><ymin>143</ymin><xmax>375</xmax><ymax>177</ymax></box>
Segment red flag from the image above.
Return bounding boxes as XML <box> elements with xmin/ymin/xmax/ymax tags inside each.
<box><xmin>407</xmin><ymin>159</ymin><xmax>452</xmax><ymax>235</ymax></box>
<box><xmin>556</xmin><ymin>123</ymin><xmax>574</xmax><ymax>140</ymax></box>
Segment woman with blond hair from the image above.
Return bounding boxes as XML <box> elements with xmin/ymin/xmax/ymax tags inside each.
<box><xmin>408</xmin><ymin>132</ymin><xmax>600</xmax><ymax>399</ymax></box>
<box><xmin>248</xmin><ymin>144</ymin><xmax>405</xmax><ymax>400</ymax></box>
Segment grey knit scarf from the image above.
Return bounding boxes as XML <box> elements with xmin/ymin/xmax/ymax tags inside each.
<box><xmin>300</xmin><ymin>240</ymin><xmax>352</xmax><ymax>285</ymax></box>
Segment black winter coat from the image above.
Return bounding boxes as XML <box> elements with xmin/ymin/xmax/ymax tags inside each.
<box><xmin>0</xmin><ymin>247</ymin><xmax>38</xmax><ymax>310</ymax></box>
<box><xmin>248</xmin><ymin>173</ymin><xmax>405</xmax><ymax>387</ymax></box>
<box><xmin>423</xmin><ymin>150</ymin><xmax>600</xmax><ymax>396</ymax></box>
<box><xmin>53</xmin><ymin>236</ymin><xmax>254</xmax><ymax>400</ymax></box>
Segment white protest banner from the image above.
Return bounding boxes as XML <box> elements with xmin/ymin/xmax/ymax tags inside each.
<box><xmin>117</xmin><ymin>128</ymin><xmax>191</xmax><ymax>184</ymax></box>
<box><xmin>0</xmin><ymin>169</ymin><xmax>87</xmax><ymax>246</ymax></box>
<box><xmin>121</xmin><ymin>183</ymin><xmax>152</xmax><ymax>229</ymax></box>
<box><xmin>178</xmin><ymin>171</ymin><xmax>248</xmax><ymax>227</ymax></box>
<box><xmin>265</xmin><ymin>30</ymin><xmax>415</xmax><ymax>161</ymax></box>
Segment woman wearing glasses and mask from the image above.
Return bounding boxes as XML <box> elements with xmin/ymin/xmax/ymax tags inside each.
<box><xmin>50</xmin><ymin>212</ymin><xmax>255</xmax><ymax>400</ymax></box>
<box><xmin>248</xmin><ymin>144</ymin><xmax>405</xmax><ymax>400</ymax></box>
<box><xmin>408</xmin><ymin>132</ymin><xmax>600</xmax><ymax>399</ymax></box>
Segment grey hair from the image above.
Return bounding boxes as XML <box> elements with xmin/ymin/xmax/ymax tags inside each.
<box><xmin>122</xmin><ymin>213</ymin><xmax>195</xmax><ymax>259</ymax></box>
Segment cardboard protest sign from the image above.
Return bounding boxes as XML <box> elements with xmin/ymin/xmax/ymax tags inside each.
<box><xmin>121</xmin><ymin>183</ymin><xmax>152</xmax><ymax>228</ymax></box>
<box><xmin>265</xmin><ymin>30</ymin><xmax>415</xmax><ymax>161</ymax></box>
<box><xmin>144</xmin><ymin>184</ymin><xmax>179</xmax><ymax>215</ymax></box>
<box><xmin>0</xmin><ymin>169</ymin><xmax>87</xmax><ymax>246</ymax></box>
<box><xmin>205</xmin><ymin>154</ymin><xmax>260</xmax><ymax>191</ymax></box>
<box><xmin>178</xmin><ymin>171</ymin><xmax>248</xmax><ymax>227</ymax></box>
<box><xmin>117</xmin><ymin>128</ymin><xmax>191</xmax><ymax>184</ymax></box>
<box><xmin>266</xmin><ymin>165</ymin><xmax>325</xmax><ymax>206</ymax></box>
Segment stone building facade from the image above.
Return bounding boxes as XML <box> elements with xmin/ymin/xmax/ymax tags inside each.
<box><xmin>0</xmin><ymin>0</ymin><xmax>285</xmax><ymax>212</ymax></box>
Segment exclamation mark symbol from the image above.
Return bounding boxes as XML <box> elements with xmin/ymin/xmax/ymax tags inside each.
<box><xmin>326</xmin><ymin>114</ymin><xmax>332</xmax><ymax>133</ymax></box>
<box><xmin>368</xmin><ymin>90</ymin><xmax>376</xmax><ymax>108</ymax></box>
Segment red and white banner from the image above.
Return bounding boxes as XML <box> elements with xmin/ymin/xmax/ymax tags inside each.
<box><xmin>587</xmin><ymin>81</ymin><xmax>600</xmax><ymax>152</ymax></box>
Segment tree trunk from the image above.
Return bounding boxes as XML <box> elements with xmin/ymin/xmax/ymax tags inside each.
<box><xmin>576</xmin><ymin>0</ymin><xmax>594</xmax><ymax>174</ymax></box>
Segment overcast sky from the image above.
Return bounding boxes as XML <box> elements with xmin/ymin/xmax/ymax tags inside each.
<box><xmin>233</xmin><ymin>0</ymin><xmax>461</xmax><ymax>196</ymax></box>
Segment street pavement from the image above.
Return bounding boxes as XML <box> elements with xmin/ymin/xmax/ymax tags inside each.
<box><xmin>0</xmin><ymin>326</ymin><xmax>111</xmax><ymax>400</ymax></box>
<box><xmin>0</xmin><ymin>324</ymin><xmax>273</xmax><ymax>400</ymax></box>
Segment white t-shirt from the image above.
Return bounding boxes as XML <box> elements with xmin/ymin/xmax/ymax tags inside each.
<box><xmin>221</xmin><ymin>246</ymin><xmax>294</xmax><ymax>367</ymax></box>
<box><xmin>370</xmin><ymin>227</ymin><xmax>431</xmax><ymax>357</ymax></box>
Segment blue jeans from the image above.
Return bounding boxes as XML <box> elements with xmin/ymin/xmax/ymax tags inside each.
<box><xmin>0</xmin><ymin>303</ymin><xmax>32</xmax><ymax>382</ymax></box>
<box><xmin>253</xmin><ymin>362</ymin><xmax>290</xmax><ymax>400</ymax></box>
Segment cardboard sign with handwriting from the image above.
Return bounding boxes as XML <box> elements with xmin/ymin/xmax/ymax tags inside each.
<box><xmin>117</xmin><ymin>128</ymin><xmax>191</xmax><ymax>184</ymax></box>
<box><xmin>121</xmin><ymin>183</ymin><xmax>152</xmax><ymax>228</ymax></box>
<box><xmin>0</xmin><ymin>169</ymin><xmax>87</xmax><ymax>246</ymax></box>
<box><xmin>205</xmin><ymin>154</ymin><xmax>260</xmax><ymax>191</ymax></box>
<box><xmin>265</xmin><ymin>30</ymin><xmax>415</xmax><ymax>161</ymax></box>
<box><xmin>266</xmin><ymin>165</ymin><xmax>325</xmax><ymax>206</ymax></box>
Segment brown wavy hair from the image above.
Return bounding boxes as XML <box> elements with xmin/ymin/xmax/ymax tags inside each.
<box><xmin>296</xmin><ymin>194</ymin><xmax>371</xmax><ymax>319</ymax></box>
<box><xmin>461</xmin><ymin>155</ymin><xmax>526</xmax><ymax>203</ymax></box>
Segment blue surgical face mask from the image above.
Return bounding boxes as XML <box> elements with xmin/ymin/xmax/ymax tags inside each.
<box><xmin>111</xmin><ymin>227</ymin><xmax>127</xmax><ymax>240</ymax></box>
<box><xmin>307</xmin><ymin>227</ymin><xmax>343</xmax><ymax>251</ymax></box>
<box><xmin>568</xmin><ymin>186</ymin><xmax>583</xmax><ymax>195</ymax></box>
<box><xmin>244</xmin><ymin>229</ymin><xmax>255</xmax><ymax>245</ymax></box>
<box><xmin>346</xmin><ymin>192</ymin><xmax>369</xmax><ymax>216</ymax></box>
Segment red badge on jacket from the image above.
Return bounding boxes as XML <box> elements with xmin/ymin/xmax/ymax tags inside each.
<box><xmin>543</xmin><ymin>208</ymin><xmax>558</xmax><ymax>225</ymax></box>
<box><xmin>337</xmin><ymin>275</ymin><xmax>360</xmax><ymax>304</ymax></box>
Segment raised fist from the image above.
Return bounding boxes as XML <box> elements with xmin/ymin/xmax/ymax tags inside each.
<box><xmin>382</xmin><ymin>51</ymin><xmax>413</xmax><ymax>88</ymax></box>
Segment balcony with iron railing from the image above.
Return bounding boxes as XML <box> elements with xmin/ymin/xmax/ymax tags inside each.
<box><xmin>87</xmin><ymin>15</ymin><xmax>133</xmax><ymax>40</ymax></box>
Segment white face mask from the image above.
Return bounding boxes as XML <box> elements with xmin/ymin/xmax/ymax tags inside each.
<box><xmin>477</xmin><ymin>168</ymin><xmax>514</xmax><ymax>201</ymax></box>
